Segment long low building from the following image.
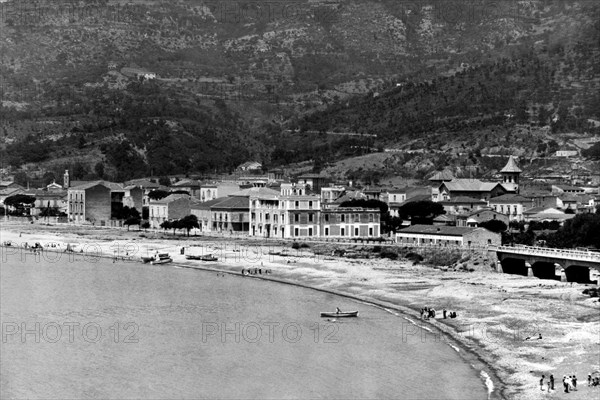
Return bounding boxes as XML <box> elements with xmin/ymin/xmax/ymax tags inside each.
<box><xmin>396</xmin><ymin>225</ymin><xmax>501</xmax><ymax>247</ymax></box>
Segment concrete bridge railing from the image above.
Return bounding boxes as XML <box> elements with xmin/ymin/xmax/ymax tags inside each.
<box><xmin>491</xmin><ymin>245</ymin><xmax>600</xmax><ymax>263</ymax></box>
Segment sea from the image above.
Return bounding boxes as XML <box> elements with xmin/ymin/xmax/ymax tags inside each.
<box><xmin>1</xmin><ymin>251</ymin><xmax>489</xmax><ymax>399</ymax></box>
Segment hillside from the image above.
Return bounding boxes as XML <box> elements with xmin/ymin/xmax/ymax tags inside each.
<box><xmin>1</xmin><ymin>0</ymin><xmax>599</xmax><ymax>182</ymax></box>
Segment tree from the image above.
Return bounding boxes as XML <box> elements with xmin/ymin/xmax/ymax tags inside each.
<box><xmin>397</xmin><ymin>200</ymin><xmax>445</xmax><ymax>224</ymax></box>
<box><xmin>141</xmin><ymin>221</ymin><xmax>150</xmax><ymax>231</ymax></box>
<box><xmin>546</xmin><ymin>214</ymin><xmax>600</xmax><ymax>249</ymax></box>
<box><xmin>582</xmin><ymin>142</ymin><xmax>600</xmax><ymax>160</ymax></box>
<box><xmin>160</xmin><ymin>220</ymin><xmax>172</xmax><ymax>232</ymax></box>
<box><xmin>4</xmin><ymin>194</ymin><xmax>36</xmax><ymax>215</ymax></box>
<box><xmin>479</xmin><ymin>219</ymin><xmax>508</xmax><ymax>233</ymax></box>
<box><xmin>178</xmin><ymin>215</ymin><xmax>199</xmax><ymax>237</ymax></box>
<box><xmin>94</xmin><ymin>162</ymin><xmax>105</xmax><ymax>179</ymax></box>
<box><xmin>158</xmin><ymin>176</ymin><xmax>171</xmax><ymax>186</ymax></box>
<box><xmin>124</xmin><ymin>216</ymin><xmax>141</xmax><ymax>231</ymax></box>
<box><xmin>148</xmin><ymin>190</ymin><xmax>170</xmax><ymax>200</ymax></box>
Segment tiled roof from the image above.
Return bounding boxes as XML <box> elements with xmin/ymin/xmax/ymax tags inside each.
<box><xmin>442</xmin><ymin>179</ymin><xmax>500</xmax><ymax>192</ymax></box>
<box><xmin>70</xmin><ymin>180</ymin><xmax>124</xmax><ymax>191</ymax></box>
<box><xmin>210</xmin><ymin>196</ymin><xmax>249</xmax><ymax>209</ymax></box>
<box><xmin>398</xmin><ymin>224</ymin><xmax>483</xmax><ymax>237</ymax></box>
<box><xmin>151</xmin><ymin>194</ymin><xmax>189</xmax><ymax>204</ymax></box>
<box><xmin>191</xmin><ymin>197</ymin><xmax>225</xmax><ymax>210</ymax></box>
<box><xmin>488</xmin><ymin>194</ymin><xmax>531</xmax><ymax>204</ymax></box>
<box><xmin>124</xmin><ymin>179</ymin><xmax>160</xmax><ymax>188</ymax></box>
<box><xmin>440</xmin><ymin>196</ymin><xmax>487</xmax><ymax>204</ymax></box>
<box><xmin>500</xmin><ymin>156</ymin><xmax>522</xmax><ymax>173</ymax></box>
<box><xmin>232</xmin><ymin>187</ymin><xmax>280</xmax><ymax>198</ymax></box>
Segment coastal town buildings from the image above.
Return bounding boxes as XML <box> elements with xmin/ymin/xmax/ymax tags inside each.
<box><xmin>396</xmin><ymin>225</ymin><xmax>501</xmax><ymax>247</ymax></box>
<box><xmin>455</xmin><ymin>209</ymin><xmax>509</xmax><ymax>227</ymax></box>
<box><xmin>149</xmin><ymin>194</ymin><xmax>191</xmax><ymax>229</ymax></box>
<box><xmin>320</xmin><ymin>206</ymin><xmax>380</xmax><ymax>238</ymax></box>
<box><xmin>488</xmin><ymin>194</ymin><xmax>532</xmax><ymax>222</ymax></box>
<box><xmin>67</xmin><ymin>181</ymin><xmax>115</xmax><ymax>224</ymax></box>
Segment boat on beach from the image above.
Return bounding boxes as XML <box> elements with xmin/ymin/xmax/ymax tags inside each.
<box><xmin>150</xmin><ymin>253</ymin><xmax>173</xmax><ymax>265</ymax></box>
<box><xmin>185</xmin><ymin>254</ymin><xmax>218</xmax><ymax>261</ymax></box>
<box><xmin>320</xmin><ymin>311</ymin><xmax>359</xmax><ymax>318</ymax></box>
<box><xmin>141</xmin><ymin>256</ymin><xmax>155</xmax><ymax>263</ymax></box>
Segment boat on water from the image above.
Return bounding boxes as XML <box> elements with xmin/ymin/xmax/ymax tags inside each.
<box><xmin>320</xmin><ymin>311</ymin><xmax>359</xmax><ymax>318</ymax></box>
<box><xmin>185</xmin><ymin>254</ymin><xmax>218</xmax><ymax>261</ymax></box>
<box><xmin>150</xmin><ymin>253</ymin><xmax>173</xmax><ymax>265</ymax></box>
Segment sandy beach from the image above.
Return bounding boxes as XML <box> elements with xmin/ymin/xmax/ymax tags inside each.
<box><xmin>1</xmin><ymin>221</ymin><xmax>599</xmax><ymax>400</ymax></box>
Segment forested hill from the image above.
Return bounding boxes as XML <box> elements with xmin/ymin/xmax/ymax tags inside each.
<box><xmin>295</xmin><ymin>21</ymin><xmax>600</xmax><ymax>143</ymax></box>
<box><xmin>1</xmin><ymin>0</ymin><xmax>599</xmax><ymax>181</ymax></box>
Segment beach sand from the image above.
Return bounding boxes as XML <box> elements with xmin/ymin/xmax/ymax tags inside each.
<box><xmin>1</xmin><ymin>221</ymin><xmax>599</xmax><ymax>400</ymax></box>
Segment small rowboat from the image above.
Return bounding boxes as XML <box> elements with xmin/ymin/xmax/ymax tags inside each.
<box><xmin>200</xmin><ymin>254</ymin><xmax>218</xmax><ymax>261</ymax></box>
<box><xmin>320</xmin><ymin>311</ymin><xmax>359</xmax><ymax>318</ymax></box>
<box><xmin>141</xmin><ymin>256</ymin><xmax>155</xmax><ymax>263</ymax></box>
<box><xmin>185</xmin><ymin>255</ymin><xmax>203</xmax><ymax>260</ymax></box>
<box><xmin>150</xmin><ymin>253</ymin><xmax>173</xmax><ymax>265</ymax></box>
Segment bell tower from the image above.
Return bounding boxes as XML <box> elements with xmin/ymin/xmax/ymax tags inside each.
<box><xmin>500</xmin><ymin>156</ymin><xmax>522</xmax><ymax>193</ymax></box>
<box><xmin>64</xmin><ymin>169</ymin><xmax>70</xmax><ymax>188</ymax></box>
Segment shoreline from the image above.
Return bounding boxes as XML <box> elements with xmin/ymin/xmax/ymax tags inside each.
<box><xmin>2</xmin><ymin>222</ymin><xmax>599</xmax><ymax>400</ymax></box>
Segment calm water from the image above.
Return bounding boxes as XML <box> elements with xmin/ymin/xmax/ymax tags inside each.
<box><xmin>1</xmin><ymin>252</ymin><xmax>488</xmax><ymax>399</ymax></box>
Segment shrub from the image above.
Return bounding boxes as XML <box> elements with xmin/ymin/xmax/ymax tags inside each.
<box><xmin>292</xmin><ymin>242</ymin><xmax>301</xmax><ymax>249</ymax></box>
<box><xmin>300</xmin><ymin>243</ymin><xmax>310</xmax><ymax>248</ymax></box>
<box><xmin>372</xmin><ymin>246</ymin><xmax>382</xmax><ymax>253</ymax></box>
<box><xmin>380</xmin><ymin>250</ymin><xmax>398</xmax><ymax>260</ymax></box>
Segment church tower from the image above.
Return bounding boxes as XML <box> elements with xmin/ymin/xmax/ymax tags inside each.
<box><xmin>63</xmin><ymin>169</ymin><xmax>70</xmax><ymax>189</ymax></box>
<box><xmin>500</xmin><ymin>156</ymin><xmax>522</xmax><ymax>193</ymax></box>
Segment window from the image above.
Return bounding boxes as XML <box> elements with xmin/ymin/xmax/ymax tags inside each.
<box><xmin>369</xmin><ymin>214</ymin><xmax>373</xmax><ymax>222</ymax></box>
<box><xmin>308</xmin><ymin>227</ymin><xmax>313</xmax><ymax>236</ymax></box>
<box><xmin>251</xmin><ymin>212</ymin><xmax>256</xmax><ymax>221</ymax></box>
<box><xmin>295</xmin><ymin>201</ymin><xmax>299</xmax><ymax>208</ymax></box>
<box><xmin>354</xmin><ymin>227</ymin><xmax>359</xmax><ymax>236</ymax></box>
<box><xmin>294</xmin><ymin>228</ymin><xmax>299</xmax><ymax>236</ymax></box>
<box><xmin>274</xmin><ymin>214</ymin><xmax>278</xmax><ymax>223</ymax></box>
<box><xmin>341</xmin><ymin>214</ymin><xmax>345</xmax><ymax>222</ymax></box>
<box><xmin>341</xmin><ymin>228</ymin><xmax>345</xmax><ymax>236</ymax></box>
<box><xmin>324</xmin><ymin>214</ymin><xmax>329</xmax><ymax>222</ymax></box>
<box><xmin>281</xmin><ymin>214</ymin><xmax>285</xmax><ymax>223</ymax></box>
<box><xmin>325</xmin><ymin>227</ymin><xmax>329</xmax><ymax>236</ymax></box>
<box><xmin>309</xmin><ymin>201</ymin><xmax>313</xmax><ymax>209</ymax></box>
<box><xmin>369</xmin><ymin>227</ymin><xmax>373</xmax><ymax>236</ymax></box>
<box><xmin>309</xmin><ymin>213</ymin><xmax>314</xmax><ymax>222</ymax></box>
<box><xmin>294</xmin><ymin>214</ymin><xmax>299</xmax><ymax>222</ymax></box>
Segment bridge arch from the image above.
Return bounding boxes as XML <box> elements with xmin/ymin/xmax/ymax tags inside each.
<box><xmin>500</xmin><ymin>257</ymin><xmax>528</xmax><ymax>276</ymax></box>
<box><xmin>565</xmin><ymin>265</ymin><xmax>593</xmax><ymax>284</ymax></box>
<box><xmin>531</xmin><ymin>261</ymin><xmax>560</xmax><ymax>281</ymax></box>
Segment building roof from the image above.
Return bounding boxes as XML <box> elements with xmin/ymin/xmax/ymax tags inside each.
<box><xmin>441</xmin><ymin>179</ymin><xmax>501</xmax><ymax>192</ymax></box>
<box><xmin>232</xmin><ymin>187</ymin><xmax>280</xmax><ymax>198</ymax></box>
<box><xmin>210</xmin><ymin>196</ymin><xmax>249</xmax><ymax>209</ymax></box>
<box><xmin>500</xmin><ymin>155</ymin><xmax>522</xmax><ymax>173</ymax></box>
<box><xmin>191</xmin><ymin>197</ymin><xmax>225</xmax><ymax>210</ymax></box>
<box><xmin>172</xmin><ymin>179</ymin><xmax>200</xmax><ymax>188</ymax></box>
<box><xmin>523</xmin><ymin>206</ymin><xmax>564</xmax><ymax>215</ymax></box>
<box><xmin>488</xmin><ymin>194</ymin><xmax>531</xmax><ymax>204</ymax></box>
<box><xmin>298</xmin><ymin>174</ymin><xmax>327</xmax><ymax>179</ymax></box>
<box><xmin>398</xmin><ymin>224</ymin><xmax>486</xmax><ymax>237</ymax></box>
<box><xmin>151</xmin><ymin>194</ymin><xmax>189</xmax><ymax>204</ymax></box>
<box><xmin>554</xmin><ymin>184</ymin><xmax>584</xmax><ymax>191</ymax></box>
<box><xmin>440</xmin><ymin>196</ymin><xmax>487</xmax><ymax>204</ymax></box>
<box><xmin>124</xmin><ymin>179</ymin><xmax>160</xmax><ymax>189</ymax></box>
<box><xmin>69</xmin><ymin>180</ymin><xmax>124</xmax><ymax>191</ymax></box>
<box><xmin>432</xmin><ymin>214</ymin><xmax>456</xmax><ymax>222</ymax></box>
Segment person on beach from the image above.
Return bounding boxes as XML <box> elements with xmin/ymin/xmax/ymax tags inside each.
<box><xmin>540</xmin><ymin>375</ymin><xmax>545</xmax><ymax>390</ymax></box>
<box><xmin>563</xmin><ymin>376</ymin><xmax>569</xmax><ymax>393</ymax></box>
<box><xmin>547</xmin><ymin>379</ymin><xmax>551</xmax><ymax>392</ymax></box>
<box><xmin>572</xmin><ymin>375</ymin><xmax>577</xmax><ymax>390</ymax></box>
<box><xmin>550</xmin><ymin>374</ymin><xmax>554</xmax><ymax>390</ymax></box>
<box><xmin>443</xmin><ymin>308</ymin><xmax>447</xmax><ymax>319</ymax></box>
<box><xmin>336</xmin><ymin>307</ymin><xmax>342</xmax><ymax>314</ymax></box>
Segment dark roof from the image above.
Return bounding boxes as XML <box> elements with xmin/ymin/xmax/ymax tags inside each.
<box><xmin>70</xmin><ymin>180</ymin><xmax>123</xmax><ymax>191</ymax></box>
<box><xmin>151</xmin><ymin>194</ymin><xmax>189</xmax><ymax>204</ymax></box>
<box><xmin>210</xmin><ymin>196</ymin><xmax>249</xmax><ymax>209</ymax></box>
<box><xmin>488</xmin><ymin>194</ymin><xmax>531</xmax><ymax>204</ymax></box>
<box><xmin>191</xmin><ymin>197</ymin><xmax>225</xmax><ymax>210</ymax></box>
<box><xmin>440</xmin><ymin>196</ymin><xmax>487</xmax><ymax>204</ymax></box>
<box><xmin>398</xmin><ymin>224</ymin><xmax>484</xmax><ymax>237</ymax></box>
<box><xmin>124</xmin><ymin>179</ymin><xmax>160</xmax><ymax>188</ymax></box>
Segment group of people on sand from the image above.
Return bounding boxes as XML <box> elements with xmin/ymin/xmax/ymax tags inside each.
<box><xmin>241</xmin><ymin>268</ymin><xmax>271</xmax><ymax>276</ymax></box>
<box><xmin>420</xmin><ymin>307</ymin><xmax>458</xmax><ymax>320</ymax></box>
<box><xmin>540</xmin><ymin>373</ymin><xmax>600</xmax><ymax>393</ymax></box>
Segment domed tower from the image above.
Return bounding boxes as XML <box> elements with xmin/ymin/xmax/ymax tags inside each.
<box><xmin>500</xmin><ymin>156</ymin><xmax>522</xmax><ymax>193</ymax></box>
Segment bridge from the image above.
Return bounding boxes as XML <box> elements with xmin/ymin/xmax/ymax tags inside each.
<box><xmin>493</xmin><ymin>245</ymin><xmax>600</xmax><ymax>283</ymax></box>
